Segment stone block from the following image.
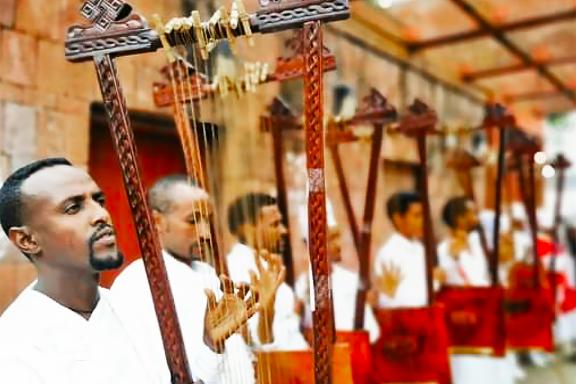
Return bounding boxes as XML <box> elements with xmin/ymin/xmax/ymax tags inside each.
<box><xmin>64</xmin><ymin>111</ymin><xmax>90</xmax><ymax>166</ymax></box>
<box><xmin>36</xmin><ymin>108</ymin><xmax>67</xmax><ymax>159</ymax></box>
<box><xmin>37</xmin><ymin>39</ymin><xmax>68</xmax><ymax>95</ymax></box>
<box><xmin>15</xmin><ymin>0</ymin><xmax>62</xmax><ymax>40</ymax></box>
<box><xmin>64</xmin><ymin>61</ymin><xmax>98</xmax><ymax>101</ymax></box>
<box><xmin>0</xmin><ymin>0</ymin><xmax>16</xmax><ymax>27</ymax></box>
<box><xmin>0</xmin><ymin>30</ymin><xmax>38</xmax><ymax>87</ymax></box>
<box><xmin>2</xmin><ymin>102</ymin><xmax>37</xmax><ymax>169</ymax></box>
<box><xmin>0</xmin><ymin>152</ymin><xmax>10</xmax><ymax>181</ymax></box>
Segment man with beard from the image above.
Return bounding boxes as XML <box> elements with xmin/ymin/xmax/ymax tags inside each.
<box><xmin>226</xmin><ymin>193</ymin><xmax>309</xmax><ymax>350</ymax></box>
<box><xmin>111</xmin><ymin>175</ymin><xmax>276</xmax><ymax>383</ymax></box>
<box><xmin>0</xmin><ymin>158</ymin><xmax>156</xmax><ymax>384</ymax></box>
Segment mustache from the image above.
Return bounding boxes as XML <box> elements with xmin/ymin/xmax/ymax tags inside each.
<box><xmin>88</xmin><ymin>224</ymin><xmax>116</xmax><ymax>246</ymax></box>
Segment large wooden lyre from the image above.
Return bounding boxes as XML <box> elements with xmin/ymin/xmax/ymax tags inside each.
<box><xmin>505</xmin><ymin>127</ymin><xmax>554</xmax><ymax>352</ymax></box>
<box><xmin>65</xmin><ymin>1</ymin><xmax>349</xmax><ymax>383</ymax></box>
<box><xmin>431</xmin><ymin>105</ymin><xmax>514</xmax><ymax>357</ymax></box>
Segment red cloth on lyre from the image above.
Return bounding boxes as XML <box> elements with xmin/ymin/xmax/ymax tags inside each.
<box><xmin>505</xmin><ymin>287</ymin><xmax>554</xmax><ymax>351</ymax></box>
<box><xmin>371</xmin><ymin>305</ymin><xmax>452</xmax><ymax>384</ymax></box>
<box><xmin>336</xmin><ymin>331</ymin><xmax>372</xmax><ymax>384</ymax></box>
<box><xmin>435</xmin><ymin>286</ymin><xmax>506</xmax><ymax>356</ymax></box>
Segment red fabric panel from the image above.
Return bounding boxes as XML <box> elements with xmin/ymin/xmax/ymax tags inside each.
<box><xmin>435</xmin><ymin>286</ymin><xmax>506</xmax><ymax>356</ymax></box>
<box><xmin>505</xmin><ymin>287</ymin><xmax>554</xmax><ymax>351</ymax></box>
<box><xmin>336</xmin><ymin>331</ymin><xmax>372</xmax><ymax>384</ymax></box>
<box><xmin>371</xmin><ymin>305</ymin><xmax>452</xmax><ymax>384</ymax></box>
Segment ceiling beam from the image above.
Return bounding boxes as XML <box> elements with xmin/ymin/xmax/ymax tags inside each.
<box><xmin>462</xmin><ymin>54</ymin><xmax>576</xmax><ymax>81</ymax></box>
<box><xmin>506</xmin><ymin>89</ymin><xmax>574</xmax><ymax>103</ymax></box>
<box><xmin>408</xmin><ymin>8</ymin><xmax>576</xmax><ymax>52</ymax></box>
<box><xmin>447</xmin><ymin>0</ymin><xmax>576</xmax><ymax>105</ymax></box>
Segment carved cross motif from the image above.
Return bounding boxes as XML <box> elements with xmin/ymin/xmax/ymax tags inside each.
<box><xmin>80</xmin><ymin>0</ymin><xmax>127</xmax><ymax>31</ymax></box>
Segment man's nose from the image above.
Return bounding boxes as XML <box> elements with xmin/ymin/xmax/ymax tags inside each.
<box><xmin>91</xmin><ymin>201</ymin><xmax>112</xmax><ymax>226</ymax></box>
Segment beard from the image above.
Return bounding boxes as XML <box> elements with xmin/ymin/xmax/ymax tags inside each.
<box><xmin>89</xmin><ymin>248</ymin><xmax>124</xmax><ymax>271</ymax></box>
<box><xmin>87</xmin><ymin>225</ymin><xmax>124</xmax><ymax>271</ymax></box>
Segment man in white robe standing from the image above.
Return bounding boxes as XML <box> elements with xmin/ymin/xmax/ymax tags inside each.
<box><xmin>226</xmin><ymin>193</ymin><xmax>309</xmax><ymax>350</ymax></box>
<box><xmin>438</xmin><ymin>196</ymin><xmax>513</xmax><ymax>384</ymax></box>
<box><xmin>374</xmin><ymin>191</ymin><xmax>438</xmax><ymax>307</ymax></box>
<box><xmin>111</xmin><ymin>175</ymin><xmax>281</xmax><ymax>384</ymax></box>
<box><xmin>0</xmin><ymin>158</ymin><xmax>158</xmax><ymax>384</ymax></box>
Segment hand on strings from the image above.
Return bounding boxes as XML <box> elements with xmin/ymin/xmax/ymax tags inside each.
<box><xmin>250</xmin><ymin>251</ymin><xmax>285</xmax><ymax>344</ymax></box>
<box><xmin>449</xmin><ymin>229</ymin><xmax>469</xmax><ymax>259</ymax></box>
<box><xmin>376</xmin><ymin>262</ymin><xmax>403</xmax><ymax>298</ymax></box>
<box><xmin>251</xmin><ymin>250</ymin><xmax>286</xmax><ymax>311</ymax></box>
<box><xmin>433</xmin><ymin>266</ymin><xmax>447</xmax><ymax>285</ymax></box>
<box><xmin>204</xmin><ymin>275</ymin><xmax>259</xmax><ymax>353</ymax></box>
<box><xmin>498</xmin><ymin>232</ymin><xmax>516</xmax><ymax>264</ymax></box>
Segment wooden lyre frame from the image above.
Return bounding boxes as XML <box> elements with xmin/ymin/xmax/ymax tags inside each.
<box><xmin>504</xmin><ymin>127</ymin><xmax>554</xmax><ymax>352</ymax></box>
<box><xmin>431</xmin><ymin>105</ymin><xmax>515</xmax><ymax>357</ymax></box>
<box><xmin>371</xmin><ymin>100</ymin><xmax>452</xmax><ymax>384</ymax></box>
<box><xmin>65</xmin><ymin>1</ymin><xmax>350</xmax><ymax>383</ymax></box>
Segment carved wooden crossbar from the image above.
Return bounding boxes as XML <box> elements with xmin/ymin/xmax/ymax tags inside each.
<box><xmin>397</xmin><ymin>99</ymin><xmax>439</xmax><ymax>305</ymax></box>
<box><xmin>65</xmin><ymin>1</ymin><xmax>349</xmax><ymax>383</ymax></box>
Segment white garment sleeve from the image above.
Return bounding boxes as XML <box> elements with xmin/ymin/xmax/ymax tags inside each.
<box><xmin>0</xmin><ymin>357</ymin><xmax>44</xmax><ymax>384</ymax></box>
<box><xmin>363</xmin><ymin>304</ymin><xmax>381</xmax><ymax>343</ymax></box>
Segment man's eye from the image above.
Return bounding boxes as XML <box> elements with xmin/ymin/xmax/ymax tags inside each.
<box><xmin>64</xmin><ymin>204</ymin><xmax>81</xmax><ymax>214</ymax></box>
<box><xmin>96</xmin><ymin>198</ymin><xmax>106</xmax><ymax>207</ymax></box>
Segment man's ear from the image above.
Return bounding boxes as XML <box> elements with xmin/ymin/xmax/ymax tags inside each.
<box><xmin>391</xmin><ymin>213</ymin><xmax>402</xmax><ymax>229</ymax></box>
<box><xmin>9</xmin><ymin>226</ymin><xmax>41</xmax><ymax>258</ymax></box>
<box><xmin>152</xmin><ymin>210</ymin><xmax>166</xmax><ymax>233</ymax></box>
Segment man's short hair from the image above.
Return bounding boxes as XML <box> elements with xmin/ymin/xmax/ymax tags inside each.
<box><xmin>0</xmin><ymin>158</ymin><xmax>72</xmax><ymax>236</ymax></box>
<box><xmin>442</xmin><ymin>196</ymin><xmax>470</xmax><ymax>229</ymax></box>
<box><xmin>386</xmin><ymin>191</ymin><xmax>422</xmax><ymax>221</ymax></box>
<box><xmin>147</xmin><ymin>174</ymin><xmax>200</xmax><ymax>213</ymax></box>
<box><xmin>227</xmin><ymin>193</ymin><xmax>277</xmax><ymax>236</ymax></box>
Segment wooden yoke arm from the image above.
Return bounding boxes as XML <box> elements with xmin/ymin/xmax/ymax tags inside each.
<box><xmin>507</xmin><ymin>128</ymin><xmax>543</xmax><ymax>288</ymax></box>
<box><xmin>397</xmin><ymin>99</ymin><xmax>439</xmax><ymax>305</ymax></box>
<box><xmin>326</xmin><ymin>89</ymin><xmax>398</xmax><ymax>328</ymax></box>
<box><xmin>481</xmin><ymin>104</ymin><xmax>516</xmax><ymax>286</ymax></box>
<box><xmin>259</xmin><ymin>97</ymin><xmax>303</xmax><ymax>288</ymax></box>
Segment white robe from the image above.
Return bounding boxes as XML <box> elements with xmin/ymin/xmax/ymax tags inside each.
<box><xmin>374</xmin><ymin>233</ymin><xmax>428</xmax><ymax>308</ymax></box>
<box><xmin>437</xmin><ymin>235</ymin><xmax>513</xmax><ymax>384</ymax></box>
<box><xmin>226</xmin><ymin>243</ymin><xmax>309</xmax><ymax>350</ymax></box>
<box><xmin>437</xmin><ymin>233</ymin><xmax>490</xmax><ymax>287</ymax></box>
<box><xmin>295</xmin><ymin>264</ymin><xmax>380</xmax><ymax>343</ymax></box>
<box><xmin>0</xmin><ymin>284</ymin><xmax>156</xmax><ymax>384</ymax></box>
<box><xmin>110</xmin><ymin>252</ymin><xmax>224</xmax><ymax>384</ymax></box>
